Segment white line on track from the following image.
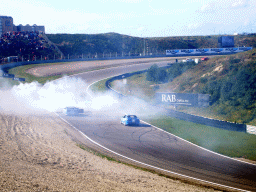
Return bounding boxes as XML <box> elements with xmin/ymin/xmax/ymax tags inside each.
<box><xmin>55</xmin><ymin>63</ymin><xmax>254</xmax><ymax>192</ymax></box>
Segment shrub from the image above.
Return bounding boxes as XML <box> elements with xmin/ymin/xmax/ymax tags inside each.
<box><xmin>146</xmin><ymin>64</ymin><xmax>168</xmax><ymax>83</ymax></box>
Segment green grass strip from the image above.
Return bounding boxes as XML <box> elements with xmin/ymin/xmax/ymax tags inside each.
<box><xmin>7</xmin><ymin>61</ymin><xmax>112</xmax><ymax>85</ymax></box>
<box><xmin>144</xmin><ymin>115</ymin><xmax>256</xmax><ymax>161</ymax></box>
<box><xmin>8</xmin><ymin>64</ymin><xmax>62</xmax><ymax>84</ymax></box>
<box><xmin>90</xmin><ymin>78</ymin><xmax>109</xmax><ymax>93</ymax></box>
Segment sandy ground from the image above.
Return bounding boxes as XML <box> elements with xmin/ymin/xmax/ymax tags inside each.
<box><xmin>0</xmin><ymin>112</ymin><xmax>222</xmax><ymax>192</ymax></box>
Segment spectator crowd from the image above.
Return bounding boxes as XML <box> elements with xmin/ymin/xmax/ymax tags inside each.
<box><xmin>0</xmin><ymin>31</ymin><xmax>60</xmax><ymax>63</ymax></box>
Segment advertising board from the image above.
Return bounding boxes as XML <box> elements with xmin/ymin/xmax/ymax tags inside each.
<box><xmin>156</xmin><ymin>92</ymin><xmax>209</xmax><ymax>107</ymax></box>
<box><xmin>218</xmin><ymin>36</ymin><xmax>234</xmax><ymax>47</ymax></box>
<box><xmin>166</xmin><ymin>47</ymin><xmax>252</xmax><ymax>56</ymax></box>
<box><xmin>13</xmin><ymin>77</ymin><xmax>26</xmax><ymax>81</ymax></box>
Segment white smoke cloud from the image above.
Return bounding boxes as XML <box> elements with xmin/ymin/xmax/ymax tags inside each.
<box><xmin>0</xmin><ymin>76</ymin><xmax>91</xmax><ymax>114</ymax></box>
<box><xmin>0</xmin><ymin>73</ymin><xmax>164</xmax><ymax>120</ymax></box>
<box><xmin>90</xmin><ymin>94</ymin><xmax>119</xmax><ymax>111</ymax></box>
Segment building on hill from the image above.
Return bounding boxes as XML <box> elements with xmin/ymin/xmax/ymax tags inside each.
<box><xmin>0</xmin><ymin>16</ymin><xmax>14</xmax><ymax>36</ymax></box>
<box><xmin>14</xmin><ymin>24</ymin><xmax>45</xmax><ymax>33</ymax></box>
<box><xmin>0</xmin><ymin>15</ymin><xmax>45</xmax><ymax>36</ymax></box>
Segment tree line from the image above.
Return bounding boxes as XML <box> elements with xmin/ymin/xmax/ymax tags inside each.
<box><xmin>146</xmin><ymin>55</ymin><xmax>256</xmax><ymax>123</ymax></box>
<box><xmin>200</xmin><ymin>60</ymin><xmax>256</xmax><ymax>123</ymax></box>
<box><xmin>146</xmin><ymin>62</ymin><xmax>197</xmax><ymax>83</ymax></box>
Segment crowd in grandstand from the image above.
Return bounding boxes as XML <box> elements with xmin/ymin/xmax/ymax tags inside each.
<box><xmin>0</xmin><ymin>31</ymin><xmax>59</xmax><ymax>63</ymax></box>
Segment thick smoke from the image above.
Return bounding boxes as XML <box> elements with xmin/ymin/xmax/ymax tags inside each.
<box><xmin>0</xmin><ymin>73</ymin><xmax>163</xmax><ymax>118</ymax></box>
<box><xmin>0</xmin><ymin>76</ymin><xmax>87</xmax><ymax>114</ymax></box>
<box><xmin>110</xmin><ymin>79</ymin><xmax>165</xmax><ymax>117</ymax></box>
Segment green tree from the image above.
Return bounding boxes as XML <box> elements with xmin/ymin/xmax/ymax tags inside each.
<box><xmin>146</xmin><ymin>64</ymin><xmax>168</xmax><ymax>83</ymax></box>
<box><xmin>158</xmin><ymin>68</ymin><xmax>168</xmax><ymax>82</ymax></box>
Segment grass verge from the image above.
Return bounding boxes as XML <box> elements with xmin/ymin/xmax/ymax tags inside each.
<box><xmin>8</xmin><ymin>64</ymin><xmax>62</xmax><ymax>84</ymax></box>
<box><xmin>109</xmin><ymin>72</ymin><xmax>157</xmax><ymax>102</ymax></box>
<box><xmin>90</xmin><ymin>78</ymin><xmax>109</xmax><ymax>93</ymax></box>
<box><xmin>7</xmin><ymin>61</ymin><xmax>111</xmax><ymax>85</ymax></box>
<box><xmin>143</xmin><ymin>115</ymin><xmax>256</xmax><ymax>161</ymax></box>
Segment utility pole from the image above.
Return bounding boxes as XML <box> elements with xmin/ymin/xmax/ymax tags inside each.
<box><xmin>144</xmin><ymin>38</ymin><xmax>146</xmax><ymax>56</ymax></box>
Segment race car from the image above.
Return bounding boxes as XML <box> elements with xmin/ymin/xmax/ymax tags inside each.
<box><xmin>121</xmin><ymin>115</ymin><xmax>140</xmax><ymax>126</ymax></box>
<box><xmin>63</xmin><ymin>107</ymin><xmax>84</xmax><ymax>116</ymax></box>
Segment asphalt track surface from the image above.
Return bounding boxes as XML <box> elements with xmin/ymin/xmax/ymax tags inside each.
<box><xmin>58</xmin><ymin>61</ymin><xmax>256</xmax><ymax>191</ymax></box>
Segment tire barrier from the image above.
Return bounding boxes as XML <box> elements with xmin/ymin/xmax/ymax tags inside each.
<box><xmin>105</xmin><ymin>69</ymin><xmax>247</xmax><ymax>133</ymax></box>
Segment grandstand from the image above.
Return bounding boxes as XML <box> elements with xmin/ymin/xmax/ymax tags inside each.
<box><xmin>0</xmin><ymin>15</ymin><xmax>45</xmax><ymax>36</ymax></box>
<box><xmin>0</xmin><ymin>31</ymin><xmax>61</xmax><ymax>63</ymax></box>
<box><xmin>0</xmin><ymin>15</ymin><xmax>62</xmax><ymax>63</ymax></box>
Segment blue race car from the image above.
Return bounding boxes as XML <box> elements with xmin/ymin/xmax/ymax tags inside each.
<box><xmin>121</xmin><ymin>115</ymin><xmax>140</xmax><ymax>126</ymax></box>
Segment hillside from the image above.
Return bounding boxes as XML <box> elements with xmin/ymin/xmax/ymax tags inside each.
<box><xmin>46</xmin><ymin>33</ymin><xmax>256</xmax><ymax>59</ymax></box>
<box><xmin>1</xmin><ymin>32</ymin><xmax>255</xmax><ymax>63</ymax></box>
<box><xmin>159</xmin><ymin>48</ymin><xmax>256</xmax><ymax>125</ymax></box>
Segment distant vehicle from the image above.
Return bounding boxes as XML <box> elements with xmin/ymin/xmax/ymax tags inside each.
<box><xmin>182</xmin><ymin>58</ymin><xmax>193</xmax><ymax>63</ymax></box>
<box><xmin>121</xmin><ymin>115</ymin><xmax>140</xmax><ymax>126</ymax></box>
<box><xmin>63</xmin><ymin>107</ymin><xmax>84</xmax><ymax>116</ymax></box>
<box><xmin>201</xmin><ymin>57</ymin><xmax>209</xmax><ymax>61</ymax></box>
<box><xmin>186</xmin><ymin>58</ymin><xmax>193</xmax><ymax>62</ymax></box>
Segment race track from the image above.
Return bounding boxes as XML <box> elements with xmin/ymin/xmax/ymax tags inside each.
<box><xmin>58</xmin><ymin>61</ymin><xmax>256</xmax><ymax>191</ymax></box>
